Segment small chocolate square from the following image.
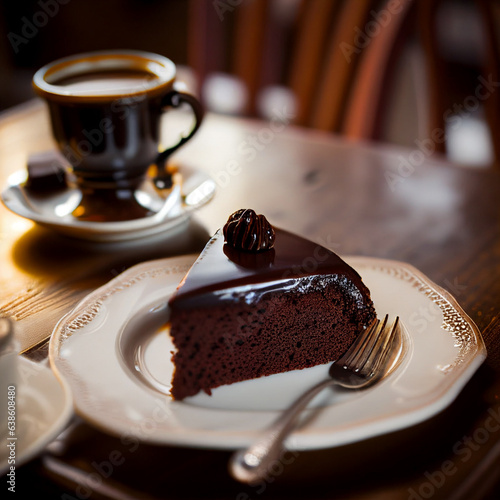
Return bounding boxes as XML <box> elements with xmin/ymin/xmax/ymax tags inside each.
<box><xmin>25</xmin><ymin>151</ymin><xmax>68</xmax><ymax>192</ymax></box>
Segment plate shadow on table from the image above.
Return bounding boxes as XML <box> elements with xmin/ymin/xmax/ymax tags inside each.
<box><xmin>10</xmin><ymin>217</ymin><xmax>211</xmax><ymax>287</ymax></box>
<box><xmin>5</xmin><ymin>217</ymin><xmax>211</xmax><ymax>355</ymax></box>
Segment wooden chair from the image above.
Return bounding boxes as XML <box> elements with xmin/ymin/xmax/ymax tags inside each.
<box><xmin>187</xmin><ymin>0</ymin><xmax>499</xmax><ymax>166</ymax></box>
<box><xmin>187</xmin><ymin>0</ymin><xmax>418</xmax><ymax>133</ymax></box>
<box><xmin>476</xmin><ymin>0</ymin><xmax>500</xmax><ymax>166</ymax></box>
<box><xmin>340</xmin><ymin>0</ymin><xmax>417</xmax><ymax>141</ymax></box>
<box><xmin>416</xmin><ymin>0</ymin><xmax>448</xmax><ymax>155</ymax></box>
<box><xmin>410</xmin><ymin>0</ymin><xmax>500</xmax><ymax>166</ymax></box>
<box><xmin>305</xmin><ymin>0</ymin><xmax>378</xmax><ymax>132</ymax></box>
<box><xmin>187</xmin><ymin>0</ymin><xmax>379</xmax><ymax>125</ymax></box>
<box><xmin>188</xmin><ymin>0</ymin><xmax>278</xmax><ymax>116</ymax></box>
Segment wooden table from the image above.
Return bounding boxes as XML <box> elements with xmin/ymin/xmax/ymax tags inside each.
<box><xmin>1</xmin><ymin>100</ymin><xmax>500</xmax><ymax>499</ymax></box>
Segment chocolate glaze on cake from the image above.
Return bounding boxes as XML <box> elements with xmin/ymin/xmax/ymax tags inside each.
<box><xmin>168</xmin><ymin>212</ymin><xmax>376</xmax><ymax>400</ymax></box>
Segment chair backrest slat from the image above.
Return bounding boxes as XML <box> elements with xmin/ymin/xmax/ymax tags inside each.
<box><xmin>341</xmin><ymin>0</ymin><xmax>416</xmax><ymax>140</ymax></box>
<box><xmin>309</xmin><ymin>0</ymin><xmax>375</xmax><ymax>132</ymax></box>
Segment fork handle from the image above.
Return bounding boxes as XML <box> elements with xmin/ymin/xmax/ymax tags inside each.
<box><xmin>229</xmin><ymin>378</ymin><xmax>335</xmax><ymax>483</ymax></box>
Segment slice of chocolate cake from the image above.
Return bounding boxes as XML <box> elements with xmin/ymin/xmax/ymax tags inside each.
<box><xmin>168</xmin><ymin>209</ymin><xmax>376</xmax><ymax>400</ymax></box>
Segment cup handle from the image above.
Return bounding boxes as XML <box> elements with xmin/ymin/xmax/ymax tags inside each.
<box><xmin>155</xmin><ymin>89</ymin><xmax>205</xmax><ymax>173</ymax></box>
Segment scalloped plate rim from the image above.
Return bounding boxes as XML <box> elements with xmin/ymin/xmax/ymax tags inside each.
<box><xmin>48</xmin><ymin>254</ymin><xmax>486</xmax><ymax>450</ymax></box>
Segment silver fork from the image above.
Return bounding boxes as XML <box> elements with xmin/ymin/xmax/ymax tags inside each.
<box><xmin>229</xmin><ymin>314</ymin><xmax>400</xmax><ymax>484</ymax></box>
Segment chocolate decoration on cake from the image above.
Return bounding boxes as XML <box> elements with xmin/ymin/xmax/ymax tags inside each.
<box><xmin>223</xmin><ymin>209</ymin><xmax>275</xmax><ymax>252</ymax></box>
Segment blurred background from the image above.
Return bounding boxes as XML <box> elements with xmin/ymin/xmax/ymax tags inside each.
<box><xmin>0</xmin><ymin>0</ymin><xmax>497</xmax><ymax>168</ymax></box>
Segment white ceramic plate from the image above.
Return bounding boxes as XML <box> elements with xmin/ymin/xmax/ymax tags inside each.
<box><xmin>49</xmin><ymin>255</ymin><xmax>486</xmax><ymax>450</ymax></box>
<box><xmin>0</xmin><ymin>164</ymin><xmax>215</xmax><ymax>242</ymax></box>
<box><xmin>0</xmin><ymin>357</ymin><xmax>73</xmax><ymax>475</ymax></box>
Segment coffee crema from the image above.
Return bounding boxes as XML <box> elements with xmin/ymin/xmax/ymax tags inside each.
<box><xmin>53</xmin><ymin>70</ymin><xmax>159</xmax><ymax>95</ymax></box>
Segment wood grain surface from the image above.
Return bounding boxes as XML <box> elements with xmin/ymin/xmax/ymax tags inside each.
<box><xmin>1</xmin><ymin>100</ymin><xmax>499</xmax><ymax>499</ymax></box>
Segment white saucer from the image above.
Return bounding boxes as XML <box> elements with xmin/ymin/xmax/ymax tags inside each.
<box><xmin>1</xmin><ymin>164</ymin><xmax>215</xmax><ymax>242</ymax></box>
<box><xmin>49</xmin><ymin>254</ymin><xmax>486</xmax><ymax>450</ymax></box>
<box><xmin>0</xmin><ymin>357</ymin><xmax>73</xmax><ymax>475</ymax></box>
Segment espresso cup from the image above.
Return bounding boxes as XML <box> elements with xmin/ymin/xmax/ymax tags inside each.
<box><xmin>32</xmin><ymin>50</ymin><xmax>204</xmax><ymax>219</ymax></box>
